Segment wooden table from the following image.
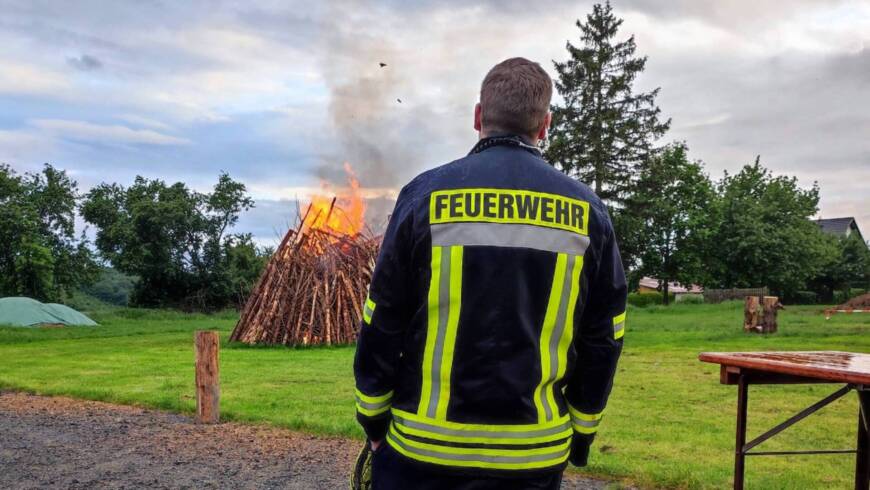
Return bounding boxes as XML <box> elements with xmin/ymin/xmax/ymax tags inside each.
<box><xmin>699</xmin><ymin>351</ymin><xmax>870</xmax><ymax>490</ymax></box>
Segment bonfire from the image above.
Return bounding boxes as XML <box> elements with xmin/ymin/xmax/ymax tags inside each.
<box><xmin>230</xmin><ymin>165</ymin><xmax>380</xmax><ymax>346</ymax></box>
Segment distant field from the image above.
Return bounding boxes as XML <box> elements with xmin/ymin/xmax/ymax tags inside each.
<box><xmin>1</xmin><ymin>302</ymin><xmax>868</xmax><ymax>489</ymax></box>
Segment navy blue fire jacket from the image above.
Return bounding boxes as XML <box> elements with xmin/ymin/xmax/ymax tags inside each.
<box><xmin>354</xmin><ymin>135</ymin><xmax>626</xmax><ymax>477</ymax></box>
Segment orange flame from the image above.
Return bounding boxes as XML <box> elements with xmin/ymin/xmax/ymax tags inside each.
<box><xmin>303</xmin><ymin>162</ymin><xmax>366</xmax><ymax>237</ymax></box>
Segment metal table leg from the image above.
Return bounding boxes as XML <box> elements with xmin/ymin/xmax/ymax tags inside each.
<box><xmin>857</xmin><ymin>390</ymin><xmax>869</xmax><ymax>490</ymax></box>
<box><xmin>735</xmin><ymin>375</ymin><xmax>748</xmax><ymax>490</ymax></box>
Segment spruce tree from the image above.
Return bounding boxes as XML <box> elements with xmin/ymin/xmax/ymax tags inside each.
<box><xmin>546</xmin><ymin>2</ymin><xmax>670</xmax><ymax>204</ymax></box>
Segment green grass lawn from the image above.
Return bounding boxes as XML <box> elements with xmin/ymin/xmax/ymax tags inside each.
<box><xmin>1</xmin><ymin>302</ymin><xmax>868</xmax><ymax>489</ymax></box>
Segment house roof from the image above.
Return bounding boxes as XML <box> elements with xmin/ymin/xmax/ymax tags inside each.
<box><xmin>816</xmin><ymin>217</ymin><xmax>864</xmax><ymax>241</ymax></box>
<box><xmin>638</xmin><ymin>277</ymin><xmax>703</xmax><ymax>294</ymax></box>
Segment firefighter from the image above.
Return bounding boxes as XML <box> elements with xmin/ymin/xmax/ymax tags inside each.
<box><xmin>352</xmin><ymin>57</ymin><xmax>626</xmax><ymax>490</ymax></box>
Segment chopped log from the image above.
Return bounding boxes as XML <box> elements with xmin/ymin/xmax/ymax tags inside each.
<box><xmin>194</xmin><ymin>330</ymin><xmax>220</xmax><ymax>424</ymax></box>
<box><xmin>744</xmin><ymin>296</ymin><xmax>761</xmax><ymax>333</ymax></box>
<box><xmin>761</xmin><ymin>296</ymin><xmax>783</xmax><ymax>334</ymax></box>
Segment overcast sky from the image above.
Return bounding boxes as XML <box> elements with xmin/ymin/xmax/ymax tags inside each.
<box><xmin>1</xmin><ymin>0</ymin><xmax>868</xmax><ymax>245</ymax></box>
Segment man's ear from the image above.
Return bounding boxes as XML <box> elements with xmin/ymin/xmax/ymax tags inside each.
<box><xmin>537</xmin><ymin>112</ymin><xmax>552</xmax><ymax>141</ymax></box>
<box><xmin>474</xmin><ymin>103</ymin><xmax>482</xmax><ymax>132</ymax></box>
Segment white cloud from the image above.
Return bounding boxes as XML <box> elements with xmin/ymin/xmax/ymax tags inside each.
<box><xmin>0</xmin><ymin>129</ymin><xmax>55</xmax><ymax>162</ymax></box>
<box><xmin>116</xmin><ymin>114</ymin><xmax>173</xmax><ymax>131</ymax></box>
<box><xmin>30</xmin><ymin>119</ymin><xmax>191</xmax><ymax>146</ymax></box>
<box><xmin>0</xmin><ymin>59</ymin><xmax>70</xmax><ymax>96</ymax></box>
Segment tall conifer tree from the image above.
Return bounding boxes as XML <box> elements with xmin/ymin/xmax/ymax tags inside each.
<box><xmin>546</xmin><ymin>2</ymin><xmax>670</xmax><ymax>204</ymax></box>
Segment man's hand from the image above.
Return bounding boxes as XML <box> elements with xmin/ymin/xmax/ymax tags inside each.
<box><xmin>370</xmin><ymin>439</ymin><xmax>382</xmax><ymax>451</ymax></box>
<box><xmin>570</xmin><ymin>433</ymin><xmax>594</xmax><ymax>467</ymax></box>
<box><xmin>351</xmin><ymin>441</ymin><xmax>375</xmax><ymax>490</ymax></box>
<box><xmin>570</xmin><ymin>441</ymin><xmax>590</xmax><ymax>467</ymax></box>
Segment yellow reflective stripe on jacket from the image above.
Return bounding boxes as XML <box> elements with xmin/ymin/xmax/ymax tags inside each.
<box><xmin>613</xmin><ymin>311</ymin><xmax>626</xmax><ymax>340</ymax></box>
<box><xmin>391</xmin><ymin>408</ymin><xmax>572</xmax><ymax>445</ymax></box>
<box><xmin>387</xmin><ymin>424</ymin><xmax>571</xmax><ymax>470</ymax></box>
<box><xmin>568</xmin><ymin>405</ymin><xmax>604</xmax><ymax>434</ymax></box>
<box><xmin>535</xmin><ymin>253</ymin><xmax>567</xmax><ymax>423</ymax></box>
<box><xmin>535</xmin><ymin>253</ymin><xmax>583</xmax><ymax>423</ymax></box>
<box><xmin>436</xmin><ymin>246</ymin><xmax>463</xmax><ymax>420</ymax></box>
<box><xmin>362</xmin><ymin>295</ymin><xmax>376</xmax><ymax>325</ymax></box>
<box><xmin>355</xmin><ymin>389</ymin><xmax>393</xmax><ymax>417</ymax></box>
<box><xmin>418</xmin><ymin>246</ymin><xmax>441</xmax><ymax>416</ymax></box>
<box><xmin>429</xmin><ymin>188</ymin><xmax>590</xmax><ymax>236</ymax></box>
<box><xmin>557</xmin><ymin>256</ymin><xmax>583</xmax><ymax>381</ymax></box>
<box><xmin>419</xmin><ymin>245</ymin><xmax>464</xmax><ymax>419</ymax></box>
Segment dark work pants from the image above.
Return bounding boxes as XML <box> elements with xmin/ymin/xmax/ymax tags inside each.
<box><xmin>372</xmin><ymin>443</ymin><xmax>563</xmax><ymax>490</ymax></box>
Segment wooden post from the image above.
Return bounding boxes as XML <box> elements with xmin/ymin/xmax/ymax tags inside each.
<box><xmin>195</xmin><ymin>330</ymin><xmax>220</xmax><ymax>424</ymax></box>
<box><xmin>761</xmin><ymin>296</ymin><xmax>782</xmax><ymax>334</ymax></box>
<box><xmin>744</xmin><ymin>296</ymin><xmax>760</xmax><ymax>332</ymax></box>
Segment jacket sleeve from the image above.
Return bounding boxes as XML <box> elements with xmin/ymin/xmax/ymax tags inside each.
<box><xmin>353</xmin><ymin>188</ymin><xmax>414</xmax><ymax>441</ymax></box>
<box><xmin>564</xmin><ymin>215</ymin><xmax>627</xmax><ymax>465</ymax></box>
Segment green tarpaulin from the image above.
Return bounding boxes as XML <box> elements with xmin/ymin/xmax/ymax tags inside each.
<box><xmin>0</xmin><ymin>297</ymin><xmax>98</xmax><ymax>327</ymax></box>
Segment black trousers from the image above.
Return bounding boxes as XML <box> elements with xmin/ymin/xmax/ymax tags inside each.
<box><xmin>372</xmin><ymin>443</ymin><xmax>563</xmax><ymax>490</ymax></box>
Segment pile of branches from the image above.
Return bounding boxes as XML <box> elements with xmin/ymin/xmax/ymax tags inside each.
<box><xmin>230</xmin><ymin>202</ymin><xmax>380</xmax><ymax>346</ymax></box>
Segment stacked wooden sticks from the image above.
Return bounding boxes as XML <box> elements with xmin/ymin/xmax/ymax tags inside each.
<box><xmin>230</xmin><ymin>200</ymin><xmax>380</xmax><ymax>346</ymax></box>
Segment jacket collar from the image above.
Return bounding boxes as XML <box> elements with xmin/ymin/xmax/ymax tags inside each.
<box><xmin>469</xmin><ymin>134</ymin><xmax>542</xmax><ymax>158</ymax></box>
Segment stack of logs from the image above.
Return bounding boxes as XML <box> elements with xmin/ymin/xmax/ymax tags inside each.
<box><xmin>744</xmin><ymin>296</ymin><xmax>784</xmax><ymax>334</ymax></box>
<box><xmin>229</xmin><ymin>202</ymin><xmax>380</xmax><ymax>346</ymax></box>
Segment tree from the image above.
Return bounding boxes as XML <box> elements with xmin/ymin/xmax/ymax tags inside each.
<box><xmin>546</xmin><ymin>1</ymin><xmax>670</xmax><ymax>205</ymax></box>
<box><xmin>808</xmin><ymin>233</ymin><xmax>870</xmax><ymax>302</ymax></box>
<box><xmin>838</xmin><ymin>234</ymin><xmax>870</xmax><ymax>290</ymax></box>
<box><xmin>223</xmin><ymin>234</ymin><xmax>271</xmax><ymax>307</ymax></box>
<box><xmin>81</xmin><ymin>267</ymin><xmax>138</xmax><ymax>306</ymax></box>
<box><xmin>626</xmin><ymin>144</ymin><xmax>715</xmax><ymax>304</ymax></box>
<box><xmin>706</xmin><ymin>158</ymin><xmax>830</xmax><ymax>298</ymax></box>
<box><xmin>81</xmin><ymin>173</ymin><xmax>263</xmax><ymax>311</ymax></box>
<box><xmin>0</xmin><ymin>164</ymin><xmax>96</xmax><ymax>301</ymax></box>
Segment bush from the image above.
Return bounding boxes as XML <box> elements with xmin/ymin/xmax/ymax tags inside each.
<box><xmin>832</xmin><ymin>288</ymin><xmax>868</xmax><ymax>305</ymax></box>
<box><xmin>80</xmin><ymin>267</ymin><xmax>136</xmax><ymax>306</ymax></box>
<box><xmin>787</xmin><ymin>290</ymin><xmax>818</xmax><ymax>305</ymax></box>
<box><xmin>64</xmin><ymin>291</ymin><xmax>114</xmax><ymax>314</ymax></box>
<box><xmin>676</xmin><ymin>294</ymin><xmax>705</xmax><ymax>304</ymax></box>
<box><xmin>628</xmin><ymin>292</ymin><xmax>675</xmax><ymax>307</ymax></box>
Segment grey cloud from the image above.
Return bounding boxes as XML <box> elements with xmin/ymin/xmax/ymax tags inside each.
<box><xmin>615</xmin><ymin>0</ymin><xmax>852</xmax><ymax>27</ymax></box>
<box><xmin>67</xmin><ymin>54</ymin><xmax>102</xmax><ymax>71</ymax></box>
<box><xmin>659</xmin><ymin>47</ymin><xmax>870</xmax><ymax>174</ymax></box>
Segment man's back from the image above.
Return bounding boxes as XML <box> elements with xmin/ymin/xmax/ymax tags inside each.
<box><xmin>353</xmin><ymin>58</ymin><xmax>626</xmax><ymax>489</ymax></box>
<box><xmin>355</xmin><ymin>136</ymin><xmax>626</xmax><ymax>476</ymax></box>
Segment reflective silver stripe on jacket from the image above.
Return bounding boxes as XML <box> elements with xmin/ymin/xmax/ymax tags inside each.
<box><xmin>431</xmin><ymin>222</ymin><xmax>590</xmax><ymax>256</ymax></box>
<box><xmin>392</xmin><ymin>413</ymin><xmax>571</xmax><ymax>441</ymax></box>
<box><xmin>387</xmin><ymin>432</ymin><xmax>570</xmax><ymax>464</ymax></box>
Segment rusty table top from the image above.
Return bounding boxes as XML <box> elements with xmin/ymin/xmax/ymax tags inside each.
<box><xmin>699</xmin><ymin>351</ymin><xmax>870</xmax><ymax>386</ymax></box>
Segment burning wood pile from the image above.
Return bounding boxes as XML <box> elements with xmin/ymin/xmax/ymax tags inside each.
<box><xmin>230</xmin><ymin>166</ymin><xmax>380</xmax><ymax>346</ymax></box>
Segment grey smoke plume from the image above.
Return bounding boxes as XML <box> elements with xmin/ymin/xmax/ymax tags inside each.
<box><xmin>314</xmin><ymin>2</ymin><xmax>477</xmax><ymax>194</ymax></box>
<box><xmin>319</xmin><ymin>47</ymin><xmax>406</xmax><ymax>188</ymax></box>
<box><xmin>314</xmin><ymin>26</ymin><xmax>411</xmax><ymax>231</ymax></box>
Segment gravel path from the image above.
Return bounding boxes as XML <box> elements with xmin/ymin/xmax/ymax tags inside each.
<box><xmin>0</xmin><ymin>392</ymin><xmax>612</xmax><ymax>489</ymax></box>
